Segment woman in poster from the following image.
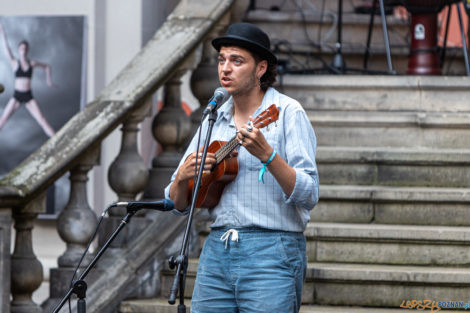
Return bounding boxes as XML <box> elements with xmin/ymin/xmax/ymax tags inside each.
<box><xmin>0</xmin><ymin>23</ymin><xmax>55</xmax><ymax>137</ymax></box>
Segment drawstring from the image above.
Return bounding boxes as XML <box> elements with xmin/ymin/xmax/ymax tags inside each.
<box><xmin>220</xmin><ymin>229</ymin><xmax>239</xmax><ymax>249</ymax></box>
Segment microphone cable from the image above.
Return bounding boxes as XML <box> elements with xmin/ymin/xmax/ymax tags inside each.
<box><xmin>66</xmin><ymin>203</ymin><xmax>115</xmax><ymax>313</ymax></box>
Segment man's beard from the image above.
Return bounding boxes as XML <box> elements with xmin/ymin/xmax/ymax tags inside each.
<box><xmin>231</xmin><ymin>70</ymin><xmax>257</xmax><ymax>97</ymax></box>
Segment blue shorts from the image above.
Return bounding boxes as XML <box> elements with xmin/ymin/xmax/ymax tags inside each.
<box><xmin>191</xmin><ymin>227</ymin><xmax>307</xmax><ymax>313</ymax></box>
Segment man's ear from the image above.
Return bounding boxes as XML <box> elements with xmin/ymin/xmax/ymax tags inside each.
<box><xmin>257</xmin><ymin>60</ymin><xmax>268</xmax><ymax>77</ymax></box>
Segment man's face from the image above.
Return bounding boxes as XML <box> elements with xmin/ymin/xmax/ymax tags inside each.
<box><xmin>218</xmin><ymin>46</ymin><xmax>265</xmax><ymax>97</ymax></box>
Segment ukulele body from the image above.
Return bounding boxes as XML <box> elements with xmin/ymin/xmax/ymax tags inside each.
<box><xmin>187</xmin><ymin>140</ymin><xmax>238</xmax><ymax>208</ymax></box>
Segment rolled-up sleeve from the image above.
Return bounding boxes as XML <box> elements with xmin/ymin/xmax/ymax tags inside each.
<box><xmin>164</xmin><ymin>124</ymin><xmax>207</xmax><ymax>215</ymax></box>
<box><xmin>283</xmin><ymin>107</ymin><xmax>319</xmax><ymax>211</ymax></box>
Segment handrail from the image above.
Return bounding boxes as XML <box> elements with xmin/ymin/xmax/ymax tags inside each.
<box><xmin>0</xmin><ymin>0</ymin><xmax>235</xmax><ymax>209</ymax></box>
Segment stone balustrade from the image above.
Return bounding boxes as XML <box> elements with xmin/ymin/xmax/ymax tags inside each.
<box><xmin>0</xmin><ymin>0</ymin><xmax>235</xmax><ymax>312</ymax></box>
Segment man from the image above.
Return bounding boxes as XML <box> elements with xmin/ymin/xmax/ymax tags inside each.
<box><xmin>165</xmin><ymin>22</ymin><xmax>319</xmax><ymax>313</ymax></box>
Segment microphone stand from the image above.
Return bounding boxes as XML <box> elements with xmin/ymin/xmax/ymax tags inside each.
<box><xmin>168</xmin><ymin>109</ymin><xmax>218</xmax><ymax>312</ymax></box>
<box><xmin>51</xmin><ymin>210</ymin><xmax>136</xmax><ymax>313</ymax></box>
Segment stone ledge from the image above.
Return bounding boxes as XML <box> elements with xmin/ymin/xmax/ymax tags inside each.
<box><xmin>305</xmin><ymin>223</ymin><xmax>470</xmax><ymax>243</ymax></box>
<box><xmin>310</xmin><ymin>111</ymin><xmax>470</xmax><ymax>128</ymax></box>
<box><xmin>120</xmin><ymin>299</ymin><xmax>455</xmax><ymax>313</ymax></box>
<box><xmin>308</xmin><ymin>262</ymin><xmax>470</xmax><ymax>284</ymax></box>
<box><xmin>246</xmin><ymin>10</ymin><xmax>408</xmax><ymax>26</ymax></box>
<box><xmin>284</xmin><ymin>75</ymin><xmax>470</xmax><ymax>112</ymax></box>
<box><xmin>320</xmin><ymin>185</ymin><xmax>470</xmax><ymax>203</ymax></box>
<box><xmin>318</xmin><ymin>147</ymin><xmax>470</xmax><ymax>165</ymax></box>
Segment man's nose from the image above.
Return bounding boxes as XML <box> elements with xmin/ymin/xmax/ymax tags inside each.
<box><xmin>221</xmin><ymin>62</ymin><xmax>231</xmax><ymax>72</ymax></box>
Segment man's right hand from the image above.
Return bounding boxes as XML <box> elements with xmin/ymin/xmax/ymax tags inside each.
<box><xmin>175</xmin><ymin>152</ymin><xmax>217</xmax><ymax>183</ymax></box>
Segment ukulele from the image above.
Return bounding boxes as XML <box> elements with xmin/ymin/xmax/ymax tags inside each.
<box><xmin>188</xmin><ymin>104</ymin><xmax>280</xmax><ymax>208</ymax></box>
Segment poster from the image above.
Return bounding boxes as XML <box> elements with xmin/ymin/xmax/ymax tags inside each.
<box><xmin>0</xmin><ymin>16</ymin><xmax>86</xmax><ymax>214</ymax></box>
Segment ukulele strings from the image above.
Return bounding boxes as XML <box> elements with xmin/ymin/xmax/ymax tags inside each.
<box><xmin>215</xmin><ymin>135</ymin><xmax>239</xmax><ymax>164</ymax></box>
<box><xmin>213</xmin><ymin>106</ymin><xmax>276</xmax><ymax>164</ymax></box>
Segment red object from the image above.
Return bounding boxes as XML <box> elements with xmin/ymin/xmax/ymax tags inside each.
<box><xmin>402</xmin><ymin>0</ymin><xmax>462</xmax><ymax>74</ymax></box>
<box><xmin>187</xmin><ymin>104</ymin><xmax>279</xmax><ymax>208</ymax></box>
<box><xmin>407</xmin><ymin>13</ymin><xmax>441</xmax><ymax>74</ymax></box>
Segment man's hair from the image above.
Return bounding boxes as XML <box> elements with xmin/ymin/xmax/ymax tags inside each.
<box><xmin>252</xmin><ymin>52</ymin><xmax>277</xmax><ymax>91</ymax></box>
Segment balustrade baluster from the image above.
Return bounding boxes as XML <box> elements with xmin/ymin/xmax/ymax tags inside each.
<box><xmin>104</xmin><ymin>101</ymin><xmax>152</xmax><ymax>249</ymax></box>
<box><xmin>144</xmin><ymin>62</ymin><xmax>194</xmax><ymax>201</ymax></box>
<box><xmin>189</xmin><ymin>16</ymin><xmax>230</xmax><ymax>131</ymax></box>
<box><xmin>11</xmin><ymin>195</ymin><xmax>45</xmax><ymax>313</ymax></box>
<box><xmin>44</xmin><ymin>148</ymin><xmax>99</xmax><ymax>311</ymax></box>
<box><xmin>108</xmin><ymin>102</ymin><xmax>151</xmax><ymax>216</ymax></box>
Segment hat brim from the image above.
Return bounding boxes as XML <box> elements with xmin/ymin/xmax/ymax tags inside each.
<box><xmin>212</xmin><ymin>35</ymin><xmax>277</xmax><ymax>64</ymax></box>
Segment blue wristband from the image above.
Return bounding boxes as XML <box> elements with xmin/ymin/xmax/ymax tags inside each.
<box><xmin>258</xmin><ymin>149</ymin><xmax>276</xmax><ymax>184</ymax></box>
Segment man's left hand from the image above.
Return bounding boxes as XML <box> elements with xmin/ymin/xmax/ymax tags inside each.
<box><xmin>237</xmin><ymin>117</ymin><xmax>273</xmax><ymax>163</ymax></box>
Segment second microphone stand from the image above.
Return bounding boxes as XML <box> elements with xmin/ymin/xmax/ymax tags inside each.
<box><xmin>168</xmin><ymin>109</ymin><xmax>218</xmax><ymax>312</ymax></box>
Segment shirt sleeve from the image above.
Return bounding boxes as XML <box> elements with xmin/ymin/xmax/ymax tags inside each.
<box><xmin>282</xmin><ymin>105</ymin><xmax>319</xmax><ymax>211</ymax></box>
<box><xmin>164</xmin><ymin>123</ymin><xmax>207</xmax><ymax>215</ymax></box>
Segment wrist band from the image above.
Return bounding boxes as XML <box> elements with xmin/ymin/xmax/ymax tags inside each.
<box><xmin>258</xmin><ymin>149</ymin><xmax>276</xmax><ymax>184</ymax></box>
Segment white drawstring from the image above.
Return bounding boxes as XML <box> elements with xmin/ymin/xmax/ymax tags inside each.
<box><xmin>220</xmin><ymin>229</ymin><xmax>239</xmax><ymax>249</ymax></box>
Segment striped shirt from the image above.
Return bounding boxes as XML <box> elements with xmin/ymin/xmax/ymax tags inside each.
<box><xmin>164</xmin><ymin>87</ymin><xmax>319</xmax><ymax>232</ymax></box>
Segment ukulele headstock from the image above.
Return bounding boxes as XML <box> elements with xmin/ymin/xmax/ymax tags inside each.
<box><xmin>252</xmin><ymin>104</ymin><xmax>279</xmax><ymax>130</ymax></box>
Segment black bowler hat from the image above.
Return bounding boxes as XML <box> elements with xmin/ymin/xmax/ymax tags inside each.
<box><xmin>212</xmin><ymin>22</ymin><xmax>277</xmax><ymax>64</ymax></box>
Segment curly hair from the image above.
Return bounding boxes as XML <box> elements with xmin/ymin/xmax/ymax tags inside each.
<box><xmin>252</xmin><ymin>52</ymin><xmax>277</xmax><ymax>91</ymax></box>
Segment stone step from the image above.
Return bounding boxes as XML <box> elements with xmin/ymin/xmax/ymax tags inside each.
<box><xmin>253</xmin><ymin>0</ymin><xmax>396</xmax><ymax>13</ymax></box>
<box><xmin>314</xmin><ymin>185</ymin><xmax>470</xmax><ymax>226</ymax></box>
<box><xmin>157</xmin><ymin>259</ymin><xmax>470</xmax><ymax>307</ymax></box>
<box><xmin>283</xmin><ymin>75</ymin><xmax>470</xmax><ymax>113</ymax></box>
<box><xmin>119</xmin><ymin>298</ymin><xmax>470</xmax><ymax>313</ymax></box>
<box><xmin>246</xmin><ymin>9</ymin><xmax>413</xmax><ymax>74</ymax></box>
<box><xmin>246</xmin><ymin>10</ymin><xmax>409</xmax><ymax>48</ymax></box>
<box><xmin>310</xmin><ymin>110</ymin><xmax>470</xmax><ymax>149</ymax></box>
<box><xmin>246</xmin><ymin>9</ymin><xmax>468</xmax><ymax>74</ymax></box>
<box><xmin>305</xmin><ymin>223</ymin><xmax>470</xmax><ymax>265</ymax></box>
<box><xmin>317</xmin><ymin>146</ymin><xmax>470</xmax><ymax>187</ymax></box>
<box><xmin>307</xmin><ymin>262</ymin><xmax>470</xmax><ymax>307</ymax></box>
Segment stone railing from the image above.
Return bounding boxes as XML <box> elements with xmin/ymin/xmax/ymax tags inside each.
<box><xmin>0</xmin><ymin>0</ymin><xmax>235</xmax><ymax>312</ymax></box>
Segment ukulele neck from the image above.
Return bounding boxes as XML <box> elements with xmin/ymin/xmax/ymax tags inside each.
<box><xmin>214</xmin><ymin>135</ymin><xmax>240</xmax><ymax>165</ymax></box>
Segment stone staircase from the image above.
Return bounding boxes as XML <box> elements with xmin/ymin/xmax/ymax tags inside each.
<box><xmin>118</xmin><ymin>2</ymin><xmax>470</xmax><ymax>312</ymax></box>
<box><xmin>119</xmin><ymin>74</ymin><xmax>470</xmax><ymax>312</ymax></box>
<box><xmin>248</xmin><ymin>0</ymin><xmax>467</xmax><ymax>75</ymax></box>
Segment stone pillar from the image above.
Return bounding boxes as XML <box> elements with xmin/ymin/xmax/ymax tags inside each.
<box><xmin>144</xmin><ymin>65</ymin><xmax>192</xmax><ymax>200</ymax></box>
<box><xmin>46</xmin><ymin>148</ymin><xmax>100</xmax><ymax>308</ymax></box>
<box><xmin>189</xmin><ymin>16</ymin><xmax>230</xmax><ymax>132</ymax></box>
<box><xmin>103</xmin><ymin>101</ymin><xmax>152</xmax><ymax>248</ymax></box>
<box><xmin>0</xmin><ymin>209</ymin><xmax>11</xmax><ymax>313</ymax></box>
<box><xmin>10</xmin><ymin>196</ymin><xmax>45</xmax><ymax>313</ymax></box>
<box><xmin>108</xmin><ymin>101</ymin><xmax>151</xmax><ymax>215</ymax></box>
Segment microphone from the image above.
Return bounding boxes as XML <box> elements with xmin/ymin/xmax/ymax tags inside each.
<box><xmin>115</xmin><ymin>199</ymin><xmax>175</xmax><ymax>213</ymax></box>
<box><xmin>202</xmin><ymin>87</ymin><xmax>229</xmax><ymax>117</ymax></box>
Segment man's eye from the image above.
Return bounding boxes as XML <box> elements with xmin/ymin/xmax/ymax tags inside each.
<box><xmin>234</xmin><ymin>59</ymin><xmax>242</xmax><ymax>65</ymax></box>
<box><xmin>218</xmin><ymin>58</ymin><xmax>225</xmax><ymax>63</ymax></box>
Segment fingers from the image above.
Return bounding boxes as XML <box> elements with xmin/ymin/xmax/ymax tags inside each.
<box><xmin>237</xmin><ymin>121</ymin><xmax>258</xmax><ymax>146</ymax></box>
<box><xmin>185</xmin><ymin>152</ymin><xmax>216</xmax><ymax>173</ymax></box>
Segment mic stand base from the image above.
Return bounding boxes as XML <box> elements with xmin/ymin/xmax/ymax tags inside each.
<box><xmin>52</xmin><ymin>211</ymin><xmax>136</xmax><ymax>313</ymax></box>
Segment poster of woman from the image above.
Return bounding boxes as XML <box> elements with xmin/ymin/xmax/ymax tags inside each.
<box><xmin>0</xmin><ymin>16</ymin><xmax>85</xmax><ymax>173</ymax></box>
<box><xmin>0</xmin><ymin>16</ymin><xmax>86</xmax><ymax>213</ymax></box>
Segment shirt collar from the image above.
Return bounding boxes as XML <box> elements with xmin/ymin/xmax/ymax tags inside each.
<box><xmin>216</xmin><ymin>87</ymin><xmax>277</xmax><ymax>122</ymax></box>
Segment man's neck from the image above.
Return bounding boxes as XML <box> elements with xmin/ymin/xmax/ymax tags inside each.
<box><xmin>232</xmin><ymin>88</ymin><xmax>266</xmax><ymax>117</ymax></box>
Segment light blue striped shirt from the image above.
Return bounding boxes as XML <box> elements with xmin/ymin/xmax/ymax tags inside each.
<box><xmin>165</xmin><ymin>87</ymin><xmax>319</xmax><ymax>232</ymax></box>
